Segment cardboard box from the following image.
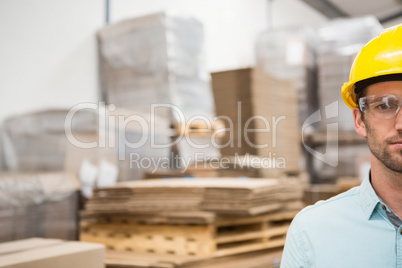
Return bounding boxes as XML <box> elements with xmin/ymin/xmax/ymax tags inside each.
<box><xmin>0</xmin><ymin>238</ymin><xmax>104</xmax><ymax>268</ymax></box>
<box><xmin>211</xmin><ymin>68</ymin><xmax>301</xmax><ymax>176</ymax></box>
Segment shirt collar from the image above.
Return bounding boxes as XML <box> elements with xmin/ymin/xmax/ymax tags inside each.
<box><xmin>360</xmin><ymin>171</ymin><xmax>382</xmax><ymax>220</ymax></box>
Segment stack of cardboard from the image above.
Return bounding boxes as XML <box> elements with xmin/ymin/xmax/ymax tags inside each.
<box><xmin>97</xmin><ymin>12</ymin><xmax>215</xmax><ymax>122</ymax></box>
<box><xmin>200</xmin><ymin>178</ymin><xmax>303</xmax><ymax>215</ymax></box>
<box><xmin>81</xmin><ymin>177</ymin><xmax>304</xmax><ymax>262</ymax></box>
<box><xmin>85</xmin><ymin>179</ymin><xmax>205</xmax><ymax>213</ymax></box>
<box><xmin>84</xmin><ymin>177</ymin><xmax>304</xmax><ymax>215</ymax></box>
<box><xmin>255</xmin><ymin>27</ymin><xmax>318</xmax><ymax>126</ymax></box>
<box><xmin>98</xmin><ymin>13</ymin><xmax>221</xmax><ymax>166</ymax></box>
<box><xmin>0</xmin><ymin>173</ymin><xmax>79</xmax><ymax>243</ymax></box>
<box><xmin>251</xmin><ymin>69</ymin><xmax>301</xmax><ymax>176</ymax></box>
<box><xmin>211</xmin><ymin>68</ymin><xmax>301</xmax><ymax>176</ymax></box>
<box><xmin>211</xmin><ymin>68</ymin><xmax>256</xmax><ymax>157</ymax></box>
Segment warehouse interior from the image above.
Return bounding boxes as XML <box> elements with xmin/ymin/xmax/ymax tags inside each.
<box><xmin>1</xmin><ymin>0</ymin><xmax>402</xmax><ymax>267</ymax></box>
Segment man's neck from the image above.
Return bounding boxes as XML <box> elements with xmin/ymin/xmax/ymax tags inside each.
<box><xmin>371</xmin><ymin>158</ymin><xmax>402</xmax><ymax>218</ymax></box>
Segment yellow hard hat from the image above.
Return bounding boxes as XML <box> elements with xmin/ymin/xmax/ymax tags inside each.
<box><xmin>341</xmin><ymin>24</ymin><xmax>402</xmax><ymax>109</ymax></box>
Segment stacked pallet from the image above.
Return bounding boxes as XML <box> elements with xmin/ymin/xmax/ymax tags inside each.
<box><xmin>81</xmin><ymin>210</ymin><xmax>296</xmax><ymax>258</ymax></box>
<box><xmin>211</xmin><ymin>68</ymin><xmax>301</xmax><ymax>177</ymax></box>
<box><xmin>105</xmin><ymin>248</ymin><xmax>283</xmax><ymax>268</ymax></box>
<box><xmin>80</xmin><ymin>177</ymin><xmax>304</xmax><ymax>261</ymax></box>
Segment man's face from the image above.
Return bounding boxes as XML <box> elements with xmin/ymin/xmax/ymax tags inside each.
<box><xmin>355</xmin><ymin>81</ymin><xmax>402</xmax><ymax>173</ymax></box>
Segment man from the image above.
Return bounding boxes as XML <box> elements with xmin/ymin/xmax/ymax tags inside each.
<box><xmin>281</xmin><ymin>24</ymin><xmax>402</xmax><ymax>267</ymax></box>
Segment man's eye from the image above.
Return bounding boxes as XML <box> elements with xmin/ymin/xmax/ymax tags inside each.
<box><xmin>374</xmin><ymin>102</ymin><xmax>398</xmax><ymax>110</ymax></box>
<box><xmin>377</xmin><ymin>103</ymin><xmax>390</xmax><ymax>109</ymax></box>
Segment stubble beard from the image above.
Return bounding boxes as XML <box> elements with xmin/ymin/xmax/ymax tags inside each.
<box><xmin>365</xmin><ymin>121</ymin><xmax>402</xmax><ymax>173</ymax></box>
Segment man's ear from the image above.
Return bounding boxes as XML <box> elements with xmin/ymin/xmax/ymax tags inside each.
<box><xmin>353</xmin><ymin>108</ymin><xmax>367</xmax><ymax>138</ymax></box>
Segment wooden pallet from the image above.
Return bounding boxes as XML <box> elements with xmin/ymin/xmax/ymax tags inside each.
<box><xmin>172</xmin><ymin>120</ymin><xmax>225</xmax><ymax>137</ymax></box>
<box><xmin>80</xmin><ymin>210</ymin><xmax>296</xmax><ymax>258</ymax></box>
<box><xmin>105</xmin><ymin>248</ymin><xmax>283</xmax><ymax>268</ymax></box>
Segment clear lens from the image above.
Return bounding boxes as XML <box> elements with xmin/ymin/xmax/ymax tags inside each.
<box><xmin>359</xmin><ymin>95</ymin><xmax>402</xmax><ymax>119</ymax></box>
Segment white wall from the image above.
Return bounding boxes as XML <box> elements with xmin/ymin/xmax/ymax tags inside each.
<box><xmin>0</xmin><ymin>0</ymin><xmax>103</xmax><ymax>124</ymax></box>
<box><xmin>0</xmin><ymin>0</ymin><xmax>326</xmax><ymax>124</ymax></box>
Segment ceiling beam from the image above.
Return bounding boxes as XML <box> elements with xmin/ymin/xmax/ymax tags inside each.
<box><xmin>301</xmin><ymin>0</ymin><xmax>348</xmax><ymax>18</ymax></box>
<box><xmin>379</xmin><ymin>10</ymin><xmax>402</xmax><ymax>24</ymax></box>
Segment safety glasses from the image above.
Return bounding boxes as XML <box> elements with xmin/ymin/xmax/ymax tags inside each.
<box><xmin>359</xmin><ymin>94</ymin><xmax>402</xmax><ymax>119</ymax></box>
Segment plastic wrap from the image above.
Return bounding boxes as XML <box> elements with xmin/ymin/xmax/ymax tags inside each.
<box><xmin>0</xmin><ymin>172</ymin><xmax>79</xmax><ymax>242</ymax></box>
<box><xmin>315</xmin><ymin>16</ymin><xmax>383</xmax><ymax>132</ymax></box>
<box><xmin>2</xmin><ymin>106</ymin><xmax>218</xmax><ymax>181</ymax></box>
<box><xmin>255</xmin><ymin>27</ymin><xmax>318</xmax><ymax>126</ymax></box>
<box><xmin>104</xmin><ymin>108</ymin><xmax>173</xmax><ymax>181</ymax></box>
<box><xmin>2</xmin><ymin>108</ymin><xmax>174</xmax><ymax>181</ymax></box>
<box><xmin>97</xmin><ymin>12</ymin><xmax>216</xmax><ymax>122</ymax></box>
<box><xmin>2</xmin><ymin>109</ymin><xmax>98</xmax><ymax>172</ymax></box>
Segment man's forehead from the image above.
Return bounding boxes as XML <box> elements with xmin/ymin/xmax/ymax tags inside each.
<box><xmin>365</xmin><ymin>80</ymin><xmax>402</xmax><ymax>95</ymax></box>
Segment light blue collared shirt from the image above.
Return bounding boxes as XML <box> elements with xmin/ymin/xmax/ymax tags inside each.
<box><xmin>281</xmin><ymin>175</ymin><xmax>402</xmax><ymax>268</ymax></box>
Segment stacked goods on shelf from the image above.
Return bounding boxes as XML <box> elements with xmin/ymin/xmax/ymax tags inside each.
<box><xmin>211</xmin><ymin>68</ymin><xmax>301</xmax><ymax>177</ymax></box>
<box><xmin>97</xmin><ymin>12</ymin><xmax>220</xmax><ymax>165</ymax></box>
<box><xmin>0</xmin><ymin>238</ymin><xmax>104</xmax><ymax>268</ymax></box>
<box><xmin>80</xmin><ymin>177</ymin><xmax>305</xmax><ymax>260</ymax></box>
<box><xmin>0</xmin><ymin>173</ymin><xmax>79</xmax><ymax>243</ymax></box>
<box><xmin>315</xmin><ymin>16</ymin><xmax>382</xmax><ymax>132</ymax></box>
<box><xmin>255</xmin><ymin>27</ymin><xmax>317</xmax><ymax>127</ymax></box>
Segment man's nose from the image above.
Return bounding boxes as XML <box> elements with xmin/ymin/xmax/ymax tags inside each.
<box><xmin>395</xmin><ymin>105</ymin><xmax>402</xmax><ymax>131</ymax></box>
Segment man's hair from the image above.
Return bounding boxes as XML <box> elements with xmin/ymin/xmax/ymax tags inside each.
<box><xmin>355</xmin><ymin>86</ymin><xmax>367</xmax><ymax>121</ymax></box>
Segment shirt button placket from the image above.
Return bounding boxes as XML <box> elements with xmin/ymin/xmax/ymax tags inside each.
<box><xmin>398</xmin><ymin>227</ymin><xmax>402</xmax><ymax>268</ymax></box>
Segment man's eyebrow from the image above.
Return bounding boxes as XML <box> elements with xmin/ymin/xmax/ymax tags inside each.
<box><xmin>369</xmin><ymin>95</ymin><xmax>398</xmax><ymax>102</ymax></box>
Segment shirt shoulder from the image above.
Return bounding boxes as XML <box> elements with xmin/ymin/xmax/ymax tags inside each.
<box><xmin>295</xmin><ymin>185</ymin><xmax>361</xmax><ymax>224</ymax></box>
